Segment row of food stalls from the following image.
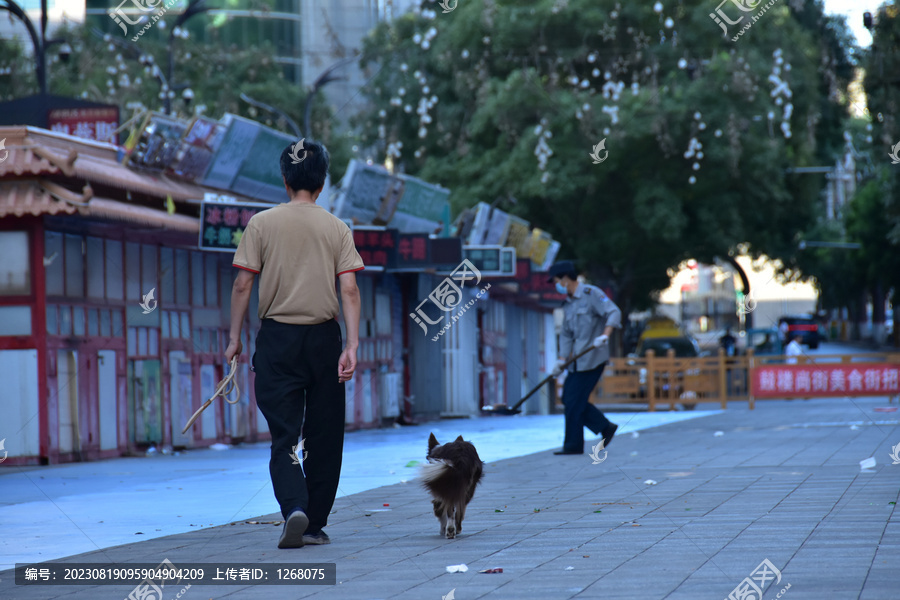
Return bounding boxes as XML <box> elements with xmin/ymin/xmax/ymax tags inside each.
<box><xmin>0</xmin><ymin>109</ymin><xmax>570</xmax><ymax>465</ymax></box>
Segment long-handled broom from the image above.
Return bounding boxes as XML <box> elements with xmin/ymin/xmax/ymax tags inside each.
<box><xmin>480</xmin><ymin>345</ymin><xmax>596</xmax><ymax>416</ymax></box>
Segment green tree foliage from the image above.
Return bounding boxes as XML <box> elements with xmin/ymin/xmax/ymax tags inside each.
<box><xmin>864</xmin><ymin>2</ymin><xmax>900</xmax><ymax>244</ymax></box>
<box><xmin>847</xmin><ymin>177</ymin><xmax>899</xmax><ymax>291</ymax></box>
<box><xmin>838</xmin><ymin>175</ymin><xmax>899</xmax><ymax>335</ymax></box>
<box><xmin>799</xmin><ymin>1</ymin><xmax>900</xmax><ymax>340</ymax></box>
<box><xmin>356</xmin><ymin>0</ymin><xmax>854</xmax><ymax>311</ymax></box>
<box><xmin>863</xmin><ymin>1</ymin><xmax>900</xmax><ymax>339</ymax></box>
<box><xmin>1</xmin><ymin>21</ymin><xmax>351</xmax><ymax>179</ymax></box>
<box><xmin>792</xmin><ymin>115</ymin><xmax>871</xmax><ymax>316</ymax></box>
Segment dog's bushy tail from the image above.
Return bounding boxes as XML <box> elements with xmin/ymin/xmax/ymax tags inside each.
<box><xmin>421</xmin><ymin>456</ymin><xmax>481</xmax><ymax>506</ymax></box>
<box><xmin>420</xmin><ymin>459</ymin><xmax>453</xmax><ymax>485</ymax></box>
<box><xmin>421</xmin><ymin>458</ymin><xmax>465</xmax><ymax>505</ymax></box>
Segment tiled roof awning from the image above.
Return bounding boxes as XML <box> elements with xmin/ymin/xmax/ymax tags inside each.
<box><xmin>0</xmin><ymin>181</ymin><xmax>78</xmax><ymax>218</ymax></box>
<box><xmin>0</xmin><ymin>181</ymin><xmax>198</xmax><ymax>233</ymax></box>
<box><xmin>87</xmin><ymin>198</ymin><xmax>198</xmax><ymax>233</ymax></box>
<box><xmin>0</xmin><ymin>126</ymin><xmax>256</xmax><ymax>203</ymax></box>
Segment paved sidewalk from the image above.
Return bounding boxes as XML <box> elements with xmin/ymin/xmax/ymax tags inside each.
<box><xmin>0</xmin><ymin>411</ymin><xmax>711</xmax><ymax>569</ymax></box>
<box><xmin>2</xmin><ymin>397</ymin><xmax>899</xmax><ymax>600</ymax></box>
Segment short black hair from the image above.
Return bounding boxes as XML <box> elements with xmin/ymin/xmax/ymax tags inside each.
<box><xmin>280</xmin><ymin>139</ymin><xmax>329</xmax><ymax>193</ymax></box>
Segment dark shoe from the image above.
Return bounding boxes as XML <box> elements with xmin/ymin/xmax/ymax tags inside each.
<box><xmin>302</xmin><ymin>530</ymin><xmax>331</xmax><ymax>545</ymax></box>
<box><xmin>278</xmin><ymin>509</ymin><xmax>309</xmax><ymax>549</ymax></box>
<box><xmin>602</xmin><ymin>424</ymin><xmax>618</xmax><ymax>449</ymax></box>
<box><xmin>553</xmin><ymin>450</ymin><xmax>583</xmax><ymax>455</ymax></box>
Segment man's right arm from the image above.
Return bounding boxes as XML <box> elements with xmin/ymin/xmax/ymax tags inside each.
<box><xmin>225</xmin><ymin>269</ymin><xmax>256</xmax><ymax>363</ymax></box>
<box><xmin>337</xmin><ymin>271</ymin><xmax>361</xmax><ymax>382</ymax></box>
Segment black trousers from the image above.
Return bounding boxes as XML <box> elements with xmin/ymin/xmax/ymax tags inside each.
<box><xmin>561</xmin><ymin>364</ymin><xmax>613</xmax><ymax>453</ymax></box>
<box><xmin>253</xmin><ymin>318</ymin><xmax>345</xmax><ymax>532</ymax></box>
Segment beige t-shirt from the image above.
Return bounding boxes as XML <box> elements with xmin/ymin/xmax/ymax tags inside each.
<box><xmin>233</xmin><ymin>202</ymin><xmax>364</xmax><ymax>325</ymax></box>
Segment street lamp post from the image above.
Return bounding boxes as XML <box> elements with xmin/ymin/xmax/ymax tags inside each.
<box><xmin>797</xmin><ymin>241</ymin><xmax>861</xmax><ymax>250</ymax></box>
<box><xmin>303</xmin><ymin>54</ymin><xmax>358</xmax><ymax>138</ymax></box>
<box><xmin>0</xmin><ymin>0</ymin><xmax>70</xmax><ymax>96</ymax></box>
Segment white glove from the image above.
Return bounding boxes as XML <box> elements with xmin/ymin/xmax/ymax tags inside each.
<box><xmin>593</xmin><ymin>334</ymin><xmax>609</xmax><ymax>348</ymax></box>
<box><xmin>551</xmin><ymin>359</ymin><xmax>567</xmax><ymax>377</ymax></box>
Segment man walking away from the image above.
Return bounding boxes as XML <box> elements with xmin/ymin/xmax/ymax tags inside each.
<box><xmin>225</xmin><ymin>140</ymin><xmax>364</xmax><ymax>549</ymax></box>
<box><xmin>549</xmin><ymin>261</ymin><xmax>622</xmax><ymax>455</ymax></box>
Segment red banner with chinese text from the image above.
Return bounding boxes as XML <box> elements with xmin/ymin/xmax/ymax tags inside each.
<box><xmin>751</xmin><ymin>363</ymin><xmax>900</xmax><ymax>398</ymax></box>
<box><xmin>48</xmin><ymin>107</ymin><xmax>119</xmax><ymax>143</ymax></box>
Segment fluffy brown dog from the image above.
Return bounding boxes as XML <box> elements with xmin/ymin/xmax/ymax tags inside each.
<box><xmin>421</xmin><ymin>433</ymin><xmax>484</xmax><ymax>539</ymax></box>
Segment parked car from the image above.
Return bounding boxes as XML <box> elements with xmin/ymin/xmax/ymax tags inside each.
<box><xmin>778</xmin><ymin>315</ymin><xmax>820</xmax><ymax>349</ymax></box>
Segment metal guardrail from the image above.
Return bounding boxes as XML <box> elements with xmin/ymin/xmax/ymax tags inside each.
<box><xmin>578</xmin><ymin>349</ymin><xmax>900</xmax><ymax>411</ymax></box>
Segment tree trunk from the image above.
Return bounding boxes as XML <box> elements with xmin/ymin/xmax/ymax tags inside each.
<box><xmin>851</xmin><ymin>290</ymin><xmax>867</xmax><ymax>341</ymax></box>
<box><xmin>894</xmin><ymin>302</ymin><xmax>900</xmax><ymax>347</ymax></box>
<box><xmin>871</xmin><ymin>282</ymin><xmax>886</xmax><ymax>346</ymax></box>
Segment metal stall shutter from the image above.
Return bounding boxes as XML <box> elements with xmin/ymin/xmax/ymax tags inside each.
<box><xmin>523</xmin><ymin>309</ymin><xmax>542</xmax><ymax>415</ymax></box>
<box><xmin>408</xmin><ymin>273</ymin><xmax>444</xmax><ymax>420</ymax></box>
<box><xmin>441</xmin><ymin>288</ymin><xmax>479</xmax><ymax>416</ymax></box>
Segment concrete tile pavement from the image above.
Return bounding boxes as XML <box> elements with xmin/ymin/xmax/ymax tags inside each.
<box><xmin>0</xmin><ymin>411</ymin><xmax>714</xmax><ymax>569</ymax></box>
<box><xmin>1</xmin><ymin>396</ymin><xmax>898</xmax><ymax>599</ymax></box>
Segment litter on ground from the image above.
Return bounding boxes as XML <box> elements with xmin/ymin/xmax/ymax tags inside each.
<box><xmin>446</xmin><ymin>564</ymin><xmax>468</xmax><ymax>573</ymax></box>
